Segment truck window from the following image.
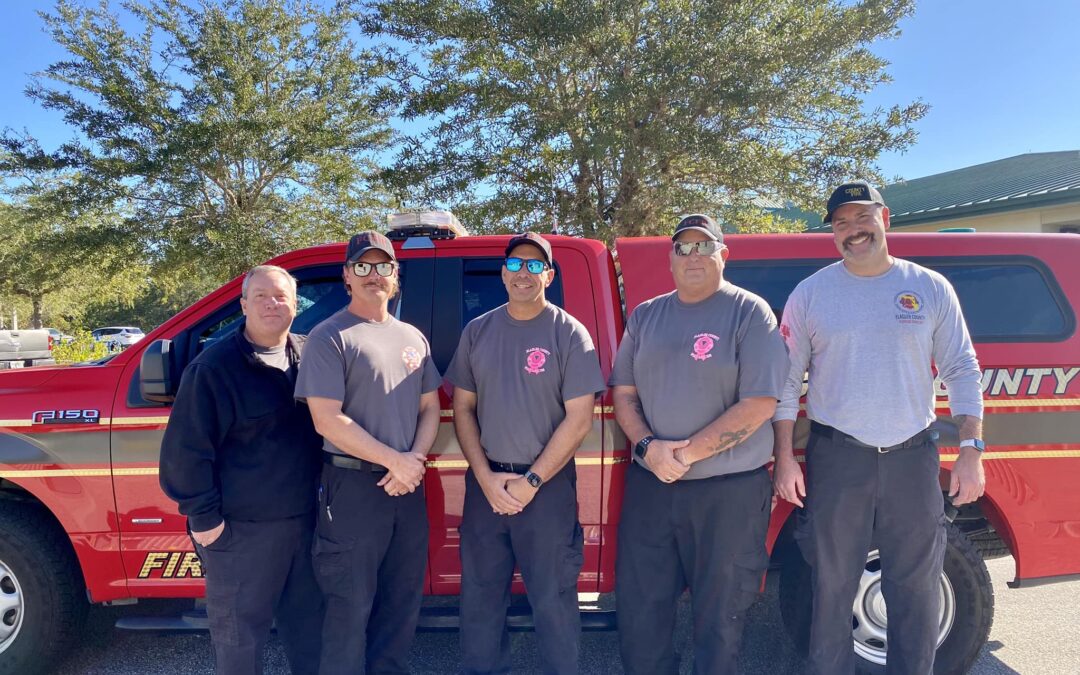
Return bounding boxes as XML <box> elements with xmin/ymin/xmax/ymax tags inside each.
<box><xmin>725</xmin><ymin>256</ymin><xmax>1074</xmax><ymax>343</ymax></box>
<box><xmin>429</xmin><ymin>257</ymin><xmax>565</xmax><ymax>373</ymax></box>
<box><xmin>461</xmin><ymin>258</ymin><xmax>565</xmax><ymax>326</ymax></box>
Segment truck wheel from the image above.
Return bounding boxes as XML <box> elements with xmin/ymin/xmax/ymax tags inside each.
<box><xmin>779</xmin><ymin>521</ymin><xmax>994</xmax><ymax>674</ymax></box>
<box><xmin>0</xmin><ymin>502</ymin><xmax>88</xmax><ymax>675</ymax></box>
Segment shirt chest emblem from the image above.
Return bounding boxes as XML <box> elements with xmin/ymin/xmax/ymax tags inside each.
<box><xmin>402</xmin><ymin>346</ymin><xmax>422</xmax><ymax>372</ymax></box>
<box><xmin>894</xmin><ymin>291</ymin><xmax>928</xmax><ymax>325</ymax></box>
<box><xmin>524</xmin><ymin>347</ymin><xmax>550</xmax><ymax>374</ymax></box>
<box><xmin>691</xmin><ymin>333</ymin><xmax>720</xmax><ymax>361</ymax></box>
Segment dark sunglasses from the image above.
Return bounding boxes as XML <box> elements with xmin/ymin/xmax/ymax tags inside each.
<box><xmin>505</xmin><ymin>257</ymin><xmax>549</xmax><ymax>274</ymax></box>
<box><xmin>673</xmin><ymin>240</ymin><xmax>722</xmax><ymax>257</ymax></box>
<box><xmin>352</xmin><ymin>261</ymin><xmax>397</xmax><ymax>277</ymax></box>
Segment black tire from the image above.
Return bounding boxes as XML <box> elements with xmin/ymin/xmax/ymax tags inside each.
<box><xmin>779</xmin><ymin>521</ymin><xmax>994</xmax><ymax>675</ymax></box>
<box><xmin>968</xmin><ymin>529</ymin><xmax>1010</xmax><ymax>560</ymax></box>
<box><xmin>0</xmin><ymin>501</ymin><xmax>88</xmax><ymax>675</ymax></box>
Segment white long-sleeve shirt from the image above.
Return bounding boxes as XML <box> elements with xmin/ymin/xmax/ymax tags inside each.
<box><xmin>774</xmin><ymin>258</ymin><xmax>983</xmax><ymax>447</ymax></box>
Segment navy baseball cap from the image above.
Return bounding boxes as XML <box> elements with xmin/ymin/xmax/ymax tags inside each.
<box><xmin>345</xmin><ymin>231</ymin><xmax>396</xmax><ymax>263</ymax></box>
<box><xmin>672</xmin><ymin>214</ymin><xmax>723</xmax><ymax>242</ymax></box>
<box><xmin>505</xmin><ymin>232</ymin><xmax>553</xmax><ymax>266</ymax></box>
<box><xmin>824</xmin><ymin>181</ymin><xmax>886</xmax><ymax>224</ymax></box>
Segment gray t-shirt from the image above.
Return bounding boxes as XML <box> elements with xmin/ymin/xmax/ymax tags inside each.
<box><xmin>444</xmin><ymin>303</ymin><xmax>606</xmax><ymax>464</ymax></box>
<box><xmin>774</xmin><ymin>258</ymin><xmax>983</xmax><ymax>447</ymax></box>
<box><xmin>609</xmin><ymin>285</ymin><xmax>789</xmax><ymax>479</ymax></box>
<box><xmin>250</xmin><ymin>341</ymin><xmax>290</xmax><ymax>372</ymax></box>
<box><xmin>295</xmin><ymin>309</ymin><xmax>441</xmax><ymax>455</ymax></box>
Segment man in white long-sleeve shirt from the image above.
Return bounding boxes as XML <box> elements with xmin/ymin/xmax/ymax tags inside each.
<box><xmin>772</xmin><ymin>181</ymin><xmax>986</xmax><ymax>675</ymax></box>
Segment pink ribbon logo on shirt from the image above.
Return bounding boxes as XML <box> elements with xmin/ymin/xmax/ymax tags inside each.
<box><xmin>525</xmin><ymin>347</ymin><xmax>550</xmax><ymax>374</ymax></box>
<box><xmin>691</xmin><ymin>333</ymin><xmax>720</xmax><ymax>361</ymax></box>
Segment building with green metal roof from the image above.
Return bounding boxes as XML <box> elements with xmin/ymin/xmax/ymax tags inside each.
<box><xmin>802</xmin><ymin>151</ymin><xmax>1080</xmax><ymax>234</ymax></box>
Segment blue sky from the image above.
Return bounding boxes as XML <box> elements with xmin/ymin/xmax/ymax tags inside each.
<box><xmin>2</xmin><ymin>1</ymin><xmax>1078</xmax><ymax>183</ymax></box>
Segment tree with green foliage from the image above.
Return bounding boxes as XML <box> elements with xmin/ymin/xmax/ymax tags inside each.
<box><xmin>2</xmin><ymin>0</ymin><xmax>394</xmax><ymax>281</ymax></box>
<box><xmin>0</xmin><ymin>186</ymin><xmax>134</xmax><ymax>329</ymax></box>
<box><xmin>366</xmin><ymin>0</ymin><xmax>925</xmax><ymax>239</ymax></box>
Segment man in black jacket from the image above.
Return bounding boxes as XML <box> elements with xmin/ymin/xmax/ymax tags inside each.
<box><xmin>161</xmin><ymin>264</ymin><xmax>323</xmax><ymax>675</ymax></box>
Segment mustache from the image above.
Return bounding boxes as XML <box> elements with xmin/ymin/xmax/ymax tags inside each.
<box><xmin>842</xmin><ymin>232</ymin><xmax>875</xmax><ymax>248</ymax></box>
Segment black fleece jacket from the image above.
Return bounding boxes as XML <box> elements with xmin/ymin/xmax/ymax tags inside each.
<box><xmin>159</xmin><ymin>323</ymin><xmax>321</xmax><ymax>532</ymax></box>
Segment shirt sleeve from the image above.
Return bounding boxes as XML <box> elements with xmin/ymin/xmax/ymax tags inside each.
<box><xmin>294</xmin><ymin>329</ymin><xmax>346</xmax><ymax>403</ymax></box>
<box><xmin>420</xmin><ymin>335</ymin><xmax>442</xmax><ymax>394</ymax></box>
<box><xmin>737</xmin><ymin>298</ymin><xmax>790</xmax><ymax>401</ymax></box>
<box><xmin>932</xmin><ymin>278</ymin><xmax>984</xmax><ymax>419</ymax></box>
<box><xmin>561</xmin><ymin>321</ymin><xmax>607</xmax><ymax>401</ymax></box>
<box><xmin>159</xmin><ymin>363</ymin><xmax>232</xmax><ymax>533</ymax></box>
<box><xmin>608</xmin><ymin>311</ymin><xmax>639</xmax><ymax>388</ymax></box>
<box><xmin>443</xmin><ymin>322</ymin><xmax>477</xmax><ymax>393</ymax></box>
<box><xmin>774</xmin><ymin>282</ymin><xmax>812</xmax><ymax>422</ymax></box>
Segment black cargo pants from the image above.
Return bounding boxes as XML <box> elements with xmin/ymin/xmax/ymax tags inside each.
<box><xmin>797</xmin><ymin>423</ymin><xmax>947</xmax><ymax>675</ymax></box>
<box><xmin>459</xmin><ymin>462</ymin><xmax>584</xmax><ymax>675</ymax></box>
<box><xmin>616</xmin><ymin>461</ymin><xmax>773</xmax><ymax>675</ymax></box>
<box><xmin>193</xmin><ymin>514</ymin><xmax>323</xmax><ymax>675</ymax></box>
<box><xmin>312</xmin><ymin>461</ymin><xmax>428</xmax><ymax>675</ymax></box>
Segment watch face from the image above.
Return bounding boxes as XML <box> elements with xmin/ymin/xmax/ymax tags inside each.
<box><xmin>527</xmin><ymin>472</ymin><xmax>542</xmax><ymax>488</ymax></box>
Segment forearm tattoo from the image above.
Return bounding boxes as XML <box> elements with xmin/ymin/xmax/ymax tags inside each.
<box><xmin>708</xmin><ymin>427</ymin><xmax>751</xmax><ymax>457</ymax></box>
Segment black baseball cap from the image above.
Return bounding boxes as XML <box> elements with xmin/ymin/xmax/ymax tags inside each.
<box><xmin>505</xmin><ymin>232</ymin><xmax>553</xmax><ymax>266</ymax></box>
<box><xmin>672</xmin><ymin>214</ymin><xmax>723</xmax><ymax>242</ymax></box>
<box><xmin>345</xmin><ymin>231</ymin><xmax>396</xmax><ymax>263</ymax></box>
<box><xmin>824</xmin><ymin>181</ymin><xmax>886</xmax><ymax>224</ymax></box>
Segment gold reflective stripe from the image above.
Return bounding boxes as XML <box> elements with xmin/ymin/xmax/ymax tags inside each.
<box><xmin>0</xmin><ymin>420</ymin><xmax>32</xmax><ymax>427</ymax></box>
<box><xmin>979</xmin><ymin>399</ymin><xmax>1080</xmax><ymax>408</ymax></box>
<box><xmin>113</xmin><ymin>467</ymin><xmax>161</xmax><ymax>476</ymax></box>
<box><xmin>110</xmin><ymin>417</ymin><xmax>170</xmax><ymax>426</ymax></box>
<box><xmin>0</xmin><ymin>468</ymin><xmax>111</xmax><ymax>478</ymax></box>
<box><xmin>424</xmin><ymin>456</ymin><xmax>624</xmax><ymax>470</ymax></box>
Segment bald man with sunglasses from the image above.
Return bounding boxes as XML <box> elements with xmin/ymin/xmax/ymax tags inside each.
<box><xmin>610</xmin><ymin>214</ymin><xmax>789</xmax><ymax>674</ymax></box>
<box><xmin>296</xmin><ymin>231</ymin><xmax>441</xmax><ymax>675</ymax></box>
<box><xmin>445</xmin><ymin>232</ymin><xmax>606</xmax><ymax>674</ymax></box>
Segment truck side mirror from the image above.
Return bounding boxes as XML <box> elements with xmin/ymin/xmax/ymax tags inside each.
<box><xmin>140</xmin><ymin>339</ymin><xmax>177</xmax><ymax>403</ymax></box>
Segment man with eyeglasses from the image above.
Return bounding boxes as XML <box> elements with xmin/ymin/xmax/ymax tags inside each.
<box><xmin>445</xmin><ymin>232</ymin><xmax>606</xmax><ymax>674</ymax></box>
<box><xmin>610</xmin><ymin>214</ymin><xmax>789</xmax><ymax>674</ymax></box>
<box><xmin>160</xmin><ymin>265</ymin><xmax>323</xmax><ymax>675</ymax></box>
<box><xmin>295</xmin><ymin>231</ymin><xmax>442</xmax><ymax>675</ymax></box>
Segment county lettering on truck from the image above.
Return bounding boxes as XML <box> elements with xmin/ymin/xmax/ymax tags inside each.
<box><xmin>0</xmin><ymin>218</ymin><xmax>1077</xmax><ymax>674</ymax></box>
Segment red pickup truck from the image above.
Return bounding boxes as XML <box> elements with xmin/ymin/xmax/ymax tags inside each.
<box><xmin>0</xmin><ymin>225</ymin><xmax>1077</xmax><ymax>674</ymax></box>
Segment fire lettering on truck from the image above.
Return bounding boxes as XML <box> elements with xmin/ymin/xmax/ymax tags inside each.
<box><xmin>138</xmin><ymin>552</ymin><xmax>203</xmax><ymax>579</ymax></box>
<box><xmin>934</xmin><ymin>367</ymin><xmax>1080</xmax><ymax>398</ymax></box>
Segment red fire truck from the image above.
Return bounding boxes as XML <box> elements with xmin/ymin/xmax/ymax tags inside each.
<box><xmin>1</xmin><ymin>224</ymin><xmax>1077</xmax><ymax>674</ymax></box>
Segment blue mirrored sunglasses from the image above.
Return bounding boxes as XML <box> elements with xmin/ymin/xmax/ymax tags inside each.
<box><xmin>505</xmin><ymin>257</ymin><xmax>548</xmax><ymax>274</ymax></box>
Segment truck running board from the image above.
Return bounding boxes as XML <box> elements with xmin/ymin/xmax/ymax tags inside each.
<box><xmin>116</xmin><ymin>606</ymin><xmax>618</xmax><ymax>633</ymax></box>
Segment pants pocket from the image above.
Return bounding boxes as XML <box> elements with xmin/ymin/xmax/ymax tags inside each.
<box><xmin>560</xmin><ymin>522</ymin><xmax>585</xmax><ymax>591</ymax></box>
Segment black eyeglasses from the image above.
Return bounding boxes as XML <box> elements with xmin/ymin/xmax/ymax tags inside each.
<box><xmin>505</xmin><ymin>257</ymin><xmax>548</xmax><ymax>274</ymax></box>
<box><xmin>352</xmin><ymin>261</ymin><xmax>397</xmax><ymax>277</ymax></box>
<box><xmin>673</xmin><ymin>240</ymin><xmax>722</xmax><ymax>257</ymax></box>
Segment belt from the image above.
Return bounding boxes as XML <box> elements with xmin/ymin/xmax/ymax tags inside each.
<box><xmin>323</xmin><ymin>452</ymin><xmax>388</xmax><ymax>473</ymax></box>
<box><xmin>487</xmin><ymin>459</ymin><xmax>532</xmax><ymax>475</ymax></box>
<box><xmin>809</xmin><ymin>421</ymin><xmax>937</xmax><ymax>453</ymax></box>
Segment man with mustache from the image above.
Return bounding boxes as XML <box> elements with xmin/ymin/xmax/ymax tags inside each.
<box><xmin>445</xmin><ymin>232</ymin><xmax>605</xmax><ymax>674</ymax></box>
<box><xmin>160</xmin><ymin>265</ymin><xmax>323</xmax><ymax>674</ymax></box>
<box><xmin>610</xmin><ymin>214</ymin><xmax>789</xmax><ymax>674</ymax></box>
<box><xmin>772</xmin><ymin>181</ymin><xmax>986</xmax><ymax>674</ymax></box>
<box><xmin>296</xmin><ymin>231</ymin><xmax>441</xmax><ymax>675</ymax></box>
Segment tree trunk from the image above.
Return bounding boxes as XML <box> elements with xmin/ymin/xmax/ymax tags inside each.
<box><xmin>31</xmin><ymin>295</ymin><xmax>43</xmax><ymax>329</ymax></box>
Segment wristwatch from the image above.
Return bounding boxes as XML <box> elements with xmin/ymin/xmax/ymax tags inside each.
<box><xmin>525</xmin><ymin>470</ymin><xmax>543</xmax><ymax>489</ymax></box>
<box><xmin>959</xmin><ymin>438</ymin><xmax>986</xmax><ymax>452</ymax></box>
<box><xmin>634</xmin><ymin>435</ymin><xmax>656</xmax><ymax>460</ymax></box>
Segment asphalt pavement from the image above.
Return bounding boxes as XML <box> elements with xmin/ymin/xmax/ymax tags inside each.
<box><xmin>53</xmin><ymin>556</ymin><xmax>1077</xmax><ymax>673</ymax></box>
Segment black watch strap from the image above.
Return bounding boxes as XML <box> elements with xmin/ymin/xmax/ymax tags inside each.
<box><xmin>634</xmin><ymin>435</ymin><xmax>656</xmax><ymax>460</ymax></box>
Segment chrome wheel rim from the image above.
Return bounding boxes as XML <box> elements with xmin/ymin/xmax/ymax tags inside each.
<box><xmin>852</xmin><ymin>550</ymin><xmax>955</xmax><ymax>666</ymax></box>
<box><xmin>0</xmin><ymin>560</ymin><xmax>25</xmax><ymax>654</ymax></box>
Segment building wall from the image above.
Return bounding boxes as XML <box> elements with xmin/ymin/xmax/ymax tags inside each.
<box><xmin>896</xmin><ymin>203</ymin><xmax>1080</xmax><ymax>233</ymax></box>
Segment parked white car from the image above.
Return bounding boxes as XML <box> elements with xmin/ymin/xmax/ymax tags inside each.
<box><xmin>91</xmin><ymin>326</ymin><xmax>145</xmax><ymax>350</ymax></box>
